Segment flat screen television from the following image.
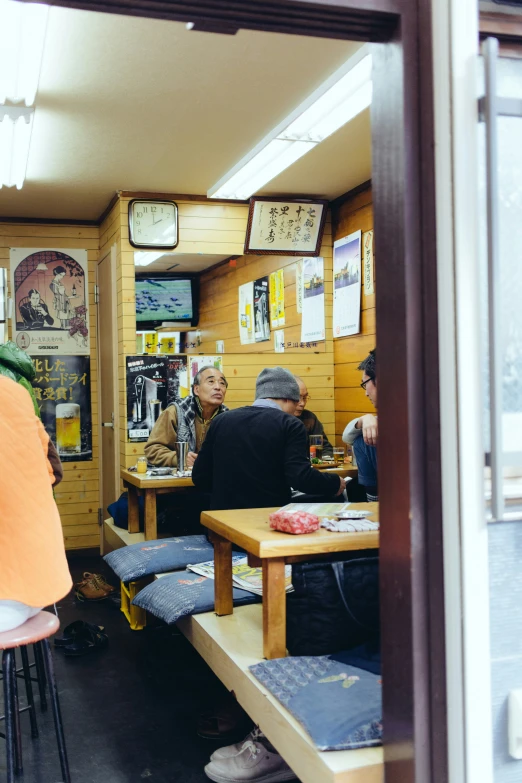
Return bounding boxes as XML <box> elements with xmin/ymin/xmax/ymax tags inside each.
<box><xmin>135</xmin><ymin>275</ymin><xmax>199</xmax><ymax>329</ymax></box>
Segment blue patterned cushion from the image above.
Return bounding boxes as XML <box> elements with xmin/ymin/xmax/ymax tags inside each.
<box><xmin>104</xmin><ymin>535</ymin><xmax>215</xmax><ymax>582</ymax></box>
<box><xmin>132</xmin><ymin>571</ymin><xmax>260</xmax><ymax>624</ymax></box>
<box><xmin>249</xmin><ymin>651</ymin><xmax>382</xmax><ymax>751</ymax></box>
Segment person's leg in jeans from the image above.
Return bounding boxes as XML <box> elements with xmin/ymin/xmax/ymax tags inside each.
<box><xmin>352</xmin><ymin>435</ymin><xmax>378</xmax><ymax>501</ymax></box>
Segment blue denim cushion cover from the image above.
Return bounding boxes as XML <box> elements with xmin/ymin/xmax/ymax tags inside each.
<box><xmin>104</xmin><ymin>535</ymin><xmax>215</xmax><ymax>582</ymax></box>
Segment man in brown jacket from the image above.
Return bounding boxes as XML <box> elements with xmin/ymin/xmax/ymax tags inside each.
<box><xmin>145</xmin><ymin>366</ymin><xmax>228</xmax><ymax>468</ymax></box>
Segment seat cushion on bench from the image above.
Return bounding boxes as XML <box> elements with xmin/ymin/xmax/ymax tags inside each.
<box><xmin>249</xmin><ymin>651</ymin><xmax>382</xmax><ymax>751</ymax></box>
<box><xmin>104</xmin><ymin>535</ymin><xmax>215</xmax><ymax>582</ymax></box>
<box><xmin>132</xmin><ymin>570</ymin><xmax>260</xmax><ymax>625</ymax></box>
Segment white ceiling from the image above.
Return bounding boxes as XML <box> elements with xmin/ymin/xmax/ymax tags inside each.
<box><xmin>0</xmin><ymin>7</ymin><xmax>372</xmax><ymax>221</ymax></box>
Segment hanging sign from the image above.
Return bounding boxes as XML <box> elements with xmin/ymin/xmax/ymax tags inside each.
<box><xmin>238</xmin><ymin>282</ymin><xmax>255</xmax><ymax>345</ymax></box>
<box><xmin>363</xmin><ymin>230</ymin><xmax>375</xmax><ymax>296</ymax></box>
<box><xmin>244</xmin><ymin>197</ymin><xmax>328</xmax><ymax>256</ymax></box>
<box><xmin>269</xmin><ymin>268</ymin><xmax>285</xmax><ymax>328</ymax></box>
<box><xmin>11</xmin><ymin>248</ymin><xmax>90</xmax><ymax>355</ymax></box>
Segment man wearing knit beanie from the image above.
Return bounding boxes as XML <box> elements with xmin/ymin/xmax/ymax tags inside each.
<box><xmin>193</xmin><ymin>366</ymin><xmax>345</xmax><ymax>510</ymax></box>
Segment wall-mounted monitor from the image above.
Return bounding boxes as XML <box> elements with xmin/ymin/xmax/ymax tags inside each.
<box><xmin>135</xmin><ymin>275</ymin><xmax>199</xmax><ymax>330</ymax></box>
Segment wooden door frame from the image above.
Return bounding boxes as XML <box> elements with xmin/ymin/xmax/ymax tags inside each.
<box><xmin>37</xmin><ymin>1</ymin><xmax>446</xmax><ymax>781</ymax></box>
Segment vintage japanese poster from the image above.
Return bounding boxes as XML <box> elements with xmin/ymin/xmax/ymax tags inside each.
<box><xmin>274</xmin><ymin>330</ymin><xmax>285</xmax><ymax>353</ymax></box>
<box><xmin>269</xmin><ymin>268</ymin><xmax>285</xmax><ymax>328</ymax></box>
<box><xmin>296</xmin><ymin>259</ymin><xmax>304</xmax><ymax>314</ymax></box>
<box><xmin>301</xmin><ymin>257</ymin><xmax>325</xmax><ymax>344</ymax></box>
<box><xmin>333</xmin><ymin>231</ymin><xmax>362</xmax><ymax>338</ymax></box>
<box><xmin>11</xmin><ymin>248</ymin><xmax>89</xmax><ymax>355</ymax></box>
<box><xmin>245</xmin><ymin>199</ymin><xmax>327</xmax><ymax>255</ymax></box>
<box><xmin>126</xmin><ymin>356</ymin><xmax>168</xmax><ymax>442</ymax></box>
<box><xmin>238</xmin><ymin>282</ymin><xmax>255</xmax><ymax>345</ymax></box>
<box><xmin>32</xmin><ymin>355</ymin><xmax>92</xmax><ymax>462</ymax></box>
<box><xmin>188</xmin><ymin>356</ymin><xmax>223</xmax><ymax>386</ymax></box>
<box><xmin>166</xmin><ymin>356</ymin><xmax>189</xmax><ymax>404</ymax></box>
<box><xmin>254</xmin><ymin>276</ymin><xmax>270</xmax><ymax>342</ymax></box>
<box><xmin>363</xmin><ymin>230</ymin><xmax>375</xmax><ymax>296</ymax></box>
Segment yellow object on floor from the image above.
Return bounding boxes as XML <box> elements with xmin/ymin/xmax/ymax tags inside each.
<box><xmin>120</xmin><ymin>580</ymin><xmax>148</xmax><ymax>630</ymax></box>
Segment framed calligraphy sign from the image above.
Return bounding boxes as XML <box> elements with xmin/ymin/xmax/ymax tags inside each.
<box><xmin>244</xmin><ymin>197</ymin><xmax>328</xmax><ymax>256</ymax></box>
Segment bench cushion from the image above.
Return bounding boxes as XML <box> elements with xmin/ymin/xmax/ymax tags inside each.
<box><xmin>104</xmin><ymin>535</ymin><xmax>214</xmax><ymax>582</ymax></box>
<box><xmin>132</xmin><ymin>571</ymin><xmax>260</xmax><ymax>624</ymax></box>
<box><xmin>249</xmin><ymin>651</ymin><xmax>382</xmax><ymax>751</ymax></box>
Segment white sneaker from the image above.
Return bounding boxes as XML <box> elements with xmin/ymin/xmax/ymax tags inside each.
<box><xmin>204</xmin><ymin>739</ymin><xmax>297</xmax><ymax>783</ymax></box>
<box><xmin>211</xmin><ymin>728</ymin><xmax>266</xmax><ymax>762</ymax></box>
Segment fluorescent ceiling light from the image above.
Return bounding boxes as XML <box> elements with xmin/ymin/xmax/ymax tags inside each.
<box><xmin>208</xmin><ymin>47</ymin><xmax>372</xmax><ymax>200</ymax></box>
<box><xmin>0</xmin><ymin>0</ymin><xmax>49</xmax><ymax>105</ymax></box>
<box><xmin>0</xmin><ymin>107</ymin><xmax>34</xmax><ymax>189</ymax></box>
<box><xmin>134</xmin><ymin>251</ymin><xmax>166</xmax><ymax>267</ymax></box>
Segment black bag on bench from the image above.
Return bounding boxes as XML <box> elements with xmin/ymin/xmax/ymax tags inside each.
<box><xmin>286</xmin><ymin>552</ymin><xmax>379</xmax><ymax>656</ymax></box>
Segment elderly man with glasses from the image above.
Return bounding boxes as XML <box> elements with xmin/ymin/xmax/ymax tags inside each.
<box><xmin>294</xmin><ymin>376</ymin><xmax>334</xmax><ymax>458</ymax></box>
<box><xmin>342</xmin><ymin>349</ymin><xmax>378</xmax><ymax>501</ymax></box>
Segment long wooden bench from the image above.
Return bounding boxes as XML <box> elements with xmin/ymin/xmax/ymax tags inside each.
<box><xmin>178</xmin><ymin>605</ymin><xmax>383</xmax><ymax>783</ymax></box>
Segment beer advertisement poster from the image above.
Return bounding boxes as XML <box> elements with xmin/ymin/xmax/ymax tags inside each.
<box><xmin>126</xmin><ymin>356</ymin><xmax>168</xmax><ymax>442</ymax></box>
<box><xmin>10</xmin><ymin>248</ymin><xmax>90</xmax><ymax>356</ymax></box>
<box><xmin>253</xmin><ymin>276</ymin><xmax>270</xmax><ymax>342</ymax></box>
<box><xmin>32</xmin><ymin>355</ymin><xmax>92</xmax><ymax>462</ymax></box>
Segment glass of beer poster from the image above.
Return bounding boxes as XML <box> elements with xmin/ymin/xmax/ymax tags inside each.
<box><xmin>56</xmin><ymin>403</ymin><xmax>81</xmax><ymax>456</ymax></box>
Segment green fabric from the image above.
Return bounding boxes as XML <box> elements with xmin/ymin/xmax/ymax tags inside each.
<box><xmin>0</xmin><ymin>342</ymin><xmax>40</xmax><ymax>417</ymax></box>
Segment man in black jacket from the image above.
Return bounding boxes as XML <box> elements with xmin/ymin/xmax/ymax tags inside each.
<box><xmin>192</xmin><ymin>367</ymin><xmax>345</xmax><ymax>509</ymax></box>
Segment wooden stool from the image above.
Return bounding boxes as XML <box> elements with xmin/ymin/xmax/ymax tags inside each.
<box><xmin>0</xmin><ymin>612</ymin><xmax>71</xmax><ymax>783</ymax></box>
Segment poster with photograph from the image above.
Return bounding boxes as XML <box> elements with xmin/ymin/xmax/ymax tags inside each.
<box><xmin>363</xmin><ymin>230</ymin><xmax>375</xmax><ymax>296</ymax></box>
<box><xmin>166</xmin><ymin>355</ymin><xmax>189</xmax><ymax>404</ymax></box>
<box><xmin>254</xmin><ymin>276</ymin><xmax>270</xmax><ymax>342</ymax></box>
<box><xmin>238</xmin><ymin>282</ymin><xmax>255</xmax><ymax>345</ymax></box>
<box><xmin>188</xmin><ymin>356</ymin><xmax>223</xmax><ymax>386</ymax></box>
<box><xmin>11</xmin><ymin>248</ymin><xmax>89</xmax><ymax>355</ymax></box>
<box><xmin>269</xmin><ymin>268</ymin><xmax>285</xmax><ymax>328</ymax></box>
<box><xmin>301</xmin><ymin>257</ymin><xmax>325</xmax><ymax>343</ymax></box>
<box><xmin>333</xmin><ymin>231</ymin><xmax>362</xmax><ymax>338</ymax></box>
<box><xmin>126</xmin><ymin>356</ymin><xmax>168</xmax><ymax>442</ymax></box>
<box><xmin>32</xmin><ymin>355</ymin><xmax>92</xmax><ymax>462</ymax></box>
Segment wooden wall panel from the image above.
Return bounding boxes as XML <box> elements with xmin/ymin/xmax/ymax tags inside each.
<box><xmin>0</xmin><ymin>223</ymin><xmax>100</xmax><ymax>550</ymax></box>
<box><xmin>332</xmin><ymin>184</ymin><xmax>376</xmax><ymax>444</ymax></box>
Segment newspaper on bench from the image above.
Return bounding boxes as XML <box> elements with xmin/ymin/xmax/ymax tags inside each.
<box><xmin>187</xmin><ymin>555</ymin><xmax>293</xmax><ymax>596</ymax></box>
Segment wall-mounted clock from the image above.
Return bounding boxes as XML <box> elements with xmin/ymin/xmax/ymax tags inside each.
<box><xmin>128</xmin><ymin>199</ymin><xmax>179</xmax><ymax>249</ymax></box>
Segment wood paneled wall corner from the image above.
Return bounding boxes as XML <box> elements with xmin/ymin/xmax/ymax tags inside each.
<box><xmin>332</xmin><ymin>184</ymin><xmax>376</xmax><ymax>445</ymax></box>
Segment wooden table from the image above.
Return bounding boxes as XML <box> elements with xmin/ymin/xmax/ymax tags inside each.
<box><xmin>312</xmin><ymin>462</ymin><xmax>358</xmax><ymax>479</ymax></box>
<box><xmin>121</xmin><ymin>468</ymin><xmax>194</xmax><ymax>541</ymax></box>
<box><xmin>201</xmin><ymin>503</ymin><xmax>379</xmax><ymax>660</ymax></box>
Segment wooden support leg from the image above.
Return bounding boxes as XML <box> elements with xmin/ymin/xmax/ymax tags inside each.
<box><xmin>262</xmin><ymin>558</ymin><xmax>287</xmax><ymax>660</ymax></box>
<box><xmin>144</xmin><ymin>489</ymin><xmax>157</xmax><ymax>541</ymax></box>
<box><xmin>211</xmin><ymin>534</ymin><xmax>233</xmax><ymax>616</ymax></box>
<box><xmin>127</xmin><ymin>484</ymin><xmax>140</xmax><ymax>534</ymax></box>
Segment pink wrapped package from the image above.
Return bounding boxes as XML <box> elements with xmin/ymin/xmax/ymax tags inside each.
<box><xmin>269</xmin><ymin>510</ymin><xmax>320</xmax><ymax>534</ymax></box>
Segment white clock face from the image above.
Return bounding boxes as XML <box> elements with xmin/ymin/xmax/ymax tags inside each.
<box><xmin>129</xmin><ymin>201</ymin><xmax>178</xmax><ymax>248</ymax></box>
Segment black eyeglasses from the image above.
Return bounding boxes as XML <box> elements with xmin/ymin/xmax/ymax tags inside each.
<box><xmin>360</xmin><ymin>378</ymin><xmax>374</xmax><ymax>390</ymax></box>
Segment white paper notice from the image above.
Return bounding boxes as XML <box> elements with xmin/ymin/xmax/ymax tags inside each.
<box><xmin>238</xmin><ymin>282</ymin><xmax>255</xmax><ymax>345</ymax></box>
<box><xmin>301</xmin><ymin>256</ymin><xmax>325</xmax><ymax>343</ymax></box>
<box><xmin>296</xmin><ymin>258</ymin><xmax>304</xmax><ymax>314</ymax></box>
<box><xmin>333</xmin><ymin>231</ymin><xmax>362</xmax><ymax>338</ymax></box>
<box><xmin>274</xmin><ymin>330</ymin><xmax>285</xmax><ymax>353</ymax></box>
<box><xmin>363</xmin><ymin>230</ymin><xmax>374</xmax><ymax>296</ymax></box>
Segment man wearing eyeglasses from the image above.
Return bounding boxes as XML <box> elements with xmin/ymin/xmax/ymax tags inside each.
<box><xmin>342</xmin><ymin>349</ymin><xmax>378</xmax><ymax>501</ymax></box>
<box><xmin>294</xmin><ymin>377</ymin><xmax>334</xmax><ymax>457</ymax></box>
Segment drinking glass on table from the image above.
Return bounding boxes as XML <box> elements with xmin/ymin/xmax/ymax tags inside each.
<box><xmin>309</xmin><ymin>434</ymin><xmax>323</xmax><ymax>461</ymax></box>
<box><xmin>333</xmin><ymin>446</ymin><xmax>345</xmax><ymax>466</ymax></box>
<box><xmin>136</xmin><ymin>456</ymin><xmax>147</xmax><ymax>474</ymax></box>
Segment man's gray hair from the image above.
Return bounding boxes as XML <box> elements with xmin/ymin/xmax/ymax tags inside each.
<box><xmin>192</xmin><ymin>365</ymin><xmax>228</xmax><ymax>389</ymax></box>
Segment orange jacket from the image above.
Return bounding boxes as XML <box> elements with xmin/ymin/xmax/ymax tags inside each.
<box><xmin>0</xmin><ymin>376</ymin><xmax>72</xmax><ymax>607</ymax></box>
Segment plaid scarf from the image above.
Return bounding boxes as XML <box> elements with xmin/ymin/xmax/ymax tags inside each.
<box><xmin>171</xmin><ymin>395</ymin><xmax>228</xmax><ymax>452</ymax></box>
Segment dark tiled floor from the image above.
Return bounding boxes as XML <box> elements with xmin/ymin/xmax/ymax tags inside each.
<box><xmin>0</xmin><ymin>556</ymin><xmax>238</xmax><ymax>783</ymax></box>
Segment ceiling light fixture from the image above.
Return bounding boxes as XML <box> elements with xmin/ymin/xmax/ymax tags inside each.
<box><xmin>0</xmin><ymin>0</ymin><xmax>49</xmax><ymax>106</ymax></box>
<box><xmin>0</xmin><ymin>106</ymin><xmax>34</xmax><ymax>189</ymax></box>
<box><xmin>208</xmin><ymin>47</ymin><xmax>372</xmax><ymax>200</ymax></box>
<box><xmin>134</xmin><ymin>251</ymin><xmax>166</xmax><ymax>267</ymax></box>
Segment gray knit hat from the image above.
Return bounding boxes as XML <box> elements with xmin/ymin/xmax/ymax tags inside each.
<box><xmin>255</xmin><ymin>367</ymin><xmax>300</xmax><ymax>402</ymax></box>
